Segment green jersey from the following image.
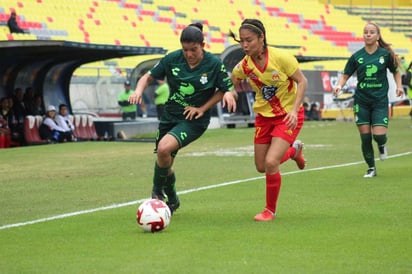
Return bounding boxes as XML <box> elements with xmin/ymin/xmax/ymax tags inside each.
<box><xmin>149</xmin><ymin>50</ymin><xmax>233</xmax><ymax>120</ymax></box>
<box><xmin>344</xmin><ymin>47</ymin><xmax>397</xmax><ymax>104</ymax></box>
<box><xmin>118</xmin><ymin>89</ymin><xmax>136</xmax><ymax>113</ymax></box>
<box><xmin>154</xmin><ymin>83</ymin><xmax>169</xmax><ymax>105</ymax></box>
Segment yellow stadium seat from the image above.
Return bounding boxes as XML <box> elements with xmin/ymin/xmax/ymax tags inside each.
<box><xmin>1</xmin><ymin>0</ymin><xmax>410</xmax><ymax>74</ymax></box>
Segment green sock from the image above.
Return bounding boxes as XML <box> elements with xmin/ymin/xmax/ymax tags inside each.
<box><xmin>153</xmin><ymin>162</ymin><xmax>169</xmax><ymax>192</ymax></box>
<box><xmin>164</xmin><ymin>173</ymin><xmax>178</xmax><ymax>203</ymax></box>
<box><xmin>373</xmin><ymin>134</ymin><xmax>387</xmax><ymax>147</ymax></box>
<box><xmin>360</xmin><ymin>133</ymin><xmax>375</xmax><ymax>168</ymax></box>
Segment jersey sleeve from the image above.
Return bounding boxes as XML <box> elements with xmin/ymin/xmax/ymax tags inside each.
<box><xmin>149</xmin><ymin>56</ymin><xmax>167</xmax><ymax>80</ymax></box>
<box><xmin>343</xmin><ymin>54</ymin><xmax>357</xmax><ymax>76</ymax></box>
<box><xmin>278</xmin><ymin>50</ymin><xmax>299</xmax><ymax>77</ymax></box>
<box><xmin>231</xmin><ymin>60</ymin><xmax>246</xmax><ymax>81</ymax></box>
<box><xmin>216</xmin><ymin>62</ymin><xmax>233</xmax><ymax>92</ymax></box>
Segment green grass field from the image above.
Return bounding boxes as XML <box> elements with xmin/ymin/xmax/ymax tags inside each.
<box><xmin>1</xmin><ymin>118</ymin><xmax>411</xmax><ymax>273</ymax></box>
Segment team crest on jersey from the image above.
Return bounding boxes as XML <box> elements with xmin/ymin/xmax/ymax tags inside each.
<box><xmin>200</xmin><ymin>73</ymin><xmax>208</xmax><ymax>84</ymax></box>
<box><xmin>271</xmin><ymin>71</ymin><xmax>280</xmax><ymax>81</ymax></box>
<box><xmin>379</xmin><ymin>56</ymin><xmax>384</xmax><ymax>64</ymax></box>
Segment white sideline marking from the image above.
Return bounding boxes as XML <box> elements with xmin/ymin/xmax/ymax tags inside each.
<box><xmin>1</xmin><ymin>151</ymin><xmax>410</xmax><ymax>231</ymax></box>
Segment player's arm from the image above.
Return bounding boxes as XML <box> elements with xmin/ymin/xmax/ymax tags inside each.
<box><xmin>230</xmin><ymin>74</ymin><xmax>242</xmax><ymax>93</ymax></box>
<box><xmin>128</xmin><ymin>73</ymin><xmax>154</xmax><ymax>105</ymax></box>
<box><xmin>393</xmin><ymin>70</ymin><xmax>404</xmax><ymax>97</ymax></box>
<box><xmin>334</xmin><ymin>74</ymin><xmax>350</xmax><ymax>96</ymax></box>
<box><xmin>284</xmin><ymin>68</ymin><xmax>307</xmax><ymax>130</ymax></box>
<box><xmin>184</xmin><ymin>91</ymin><xmax>224</xmax><ymax>120</ymax></box>
<box><xmin>221</xmin><ymin>74</ymin><xmax>238</xmax><ymax>113</ymax></box>
<box><xmin>290</xmin><ymin>68</ymin><xmax>307</xmax><ymax>114</ymax></box>
<box><xmin>222</xmin><ymin>89</ymin><xmax>237</xmax><ymax>113</ymax></box>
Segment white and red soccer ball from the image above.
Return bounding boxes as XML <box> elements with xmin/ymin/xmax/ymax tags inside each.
<box><xmin>136</xmin><ymin>199</ymin><xmax>171</xmax><ymax>233</ymax></box>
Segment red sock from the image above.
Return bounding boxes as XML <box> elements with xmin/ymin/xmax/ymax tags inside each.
<box><xmin>280</xmin><ymin>147</ymin><xmax>295</xmax><ymax>164</ymax></box>
<box><xmin>265</xmin><ymin>172</ymin><xmax>282</xmax><ymax>213</ymax></box>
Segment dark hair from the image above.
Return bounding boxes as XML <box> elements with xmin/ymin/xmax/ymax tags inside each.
<box><xmin>59</xmin><ymin>103</ymin><xmax>67</xmax><ymax>110</ymax></box>
<box><xmin>365</xmin><ymin>22</ymin><xmax>399</xmax><ymax>67</ymax></box>
<box><xmin>180</xmin><ymin>22</ymin><xmax>204</xmax><ymax>44</ymax></box>
<box><xmin>229</xmin><ymin>19</ymin><xmax>267</xmax><ymax>50</ymax></box>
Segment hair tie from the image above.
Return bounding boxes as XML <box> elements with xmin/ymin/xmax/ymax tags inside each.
<box><xmin>241</xmin><ymin>23</ymin><xmax>263</xmax><ymax>34</ymax></box>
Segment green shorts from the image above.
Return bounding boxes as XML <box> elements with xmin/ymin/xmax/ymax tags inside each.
<box><xmin>353</xmin><ymin>100</ymin><xmax>389</xmax><ymax>127</ymax></box>
<box><xmin>155</xmin><ymin>116</ymin><xmax>209</xmax><ymax>157</ymax></box>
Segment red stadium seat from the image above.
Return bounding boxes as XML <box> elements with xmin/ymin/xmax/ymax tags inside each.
<box><xmin>73</xmin><ymin>114</ymin><xmax>89</xmax><ymax>141</ymax></box>
<box><xmin>24</xmin><ymin>115</ymin><xmax>48</xmax><ymax>145</ymax></box>
<box><xmin>86</xmin><ymin>115</ymin><xmax>99</xmax><ymax>140</ymax></box>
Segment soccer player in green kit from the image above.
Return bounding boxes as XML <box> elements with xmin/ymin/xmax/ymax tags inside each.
<box><xmin>334</xmin><ymin>22</ymin><xmax>404</xmax><ymax>178</ymax></box>
<box><xmin>128</xmin><ymin>23</ymin><xmax>237</xmax><ymax>213</ymax></box>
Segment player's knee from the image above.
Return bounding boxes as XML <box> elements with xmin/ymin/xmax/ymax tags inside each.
<box><xmin>255</xmin><ymin>163</ymin><xmax>265</xmax><ymax>173</ymax></box>
<box><xmin>156</xmin><ymin>144</ymin><xmax>171</xmax><ymax>157</ymax></box>
<box><xmin>265</xmin><ymin>159</ymin><xmax>280</xmax><ymax>172</ymax></box>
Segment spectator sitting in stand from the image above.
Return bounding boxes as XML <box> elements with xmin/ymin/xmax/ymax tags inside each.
<box><xmin>0</xmin><ymin>117</ymin><xmax>11</xmax><ymax>148</ymax></box>
<box><xmin>308</xmin><ymin>102</ymin><xmax>320</xmax><ymax>121</ymax></box>
<box><xmin>55</xmin><ymin>103</ymin><xmax>76</xmax><ymax>141</ymax></box>
<box><xmin>39</xmin><ymin>105</ymin><xmax>73</xmax><ymax>143</ymax></box>
<box><xmin>7</xmin><ymin>11</ymin><xmax>26</xmax><ymax>34</ymax></box>
<box><xmin>0</xmin><ymin>97</ymin><xmax>26</xmax><ymax>146</ymax></box>
<box><xmin>12</xmin><ymin>87</ymin><xmax>27</xmax><ymax>122</ymax></box>
<box><xmin>303</xmin><ymin>101</ymin><xmax>310</xmax><ymax>121</ymax></box>
<box><xmin>11</xmin><ymin>87</ymin><xmax>27</xmax><ymax>142</ymax></box>
<box><xmin>0</xmin><ymin>97</ymin><xmax>12</xmax><ymax>148</ymax></box>
<box><xmin>31</xmin><ymin>94</ymin><xmax>45</xmax><ymax>116</ymax></box>
<box><xmin>23</xmin><ymin>87</ymin><xmax>36</xmax><ymax>115</ymax></box>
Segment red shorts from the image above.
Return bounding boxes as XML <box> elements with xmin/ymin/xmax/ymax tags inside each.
<box><xmin>254</xmin><ymin>107</ymin><xmax>304</xmax><ymax>145</ymax></box>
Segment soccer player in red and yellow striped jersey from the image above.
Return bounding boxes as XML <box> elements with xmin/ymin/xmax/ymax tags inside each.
<box><xmin>230</xmin><ymin>19</ymin><xmax>307</xmax><ymax>221</ymax></box>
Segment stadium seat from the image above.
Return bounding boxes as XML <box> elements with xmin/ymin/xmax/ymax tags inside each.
<box><xmin>73</xmin><ymin>114</ymin><xmax>88</xmax><ymax>141</ymax></box>
<box><xmin>80</xmin><ymin>115</ymin><xmax>92</xmax><ymax>140</ymax></box>
<box><xmin>86</xmin><ymin>115</ymin><xmax>99</xmax><ymax>140</ymax></box>
<box><xmin>24</xmin><ymin>115</ymin><xmax>48</xmax><ymax>145</ymax></box>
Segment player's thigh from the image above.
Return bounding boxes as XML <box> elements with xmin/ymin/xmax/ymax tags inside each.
<box><xmin>168</xmin><ymin>120</ymin><xmax>208</xmax><ymax>149</ymax></box>
<box><xmin>156</xmin><ymin>122</ymin><xmax>176</xmax><ymax>152</ymax></box>
<box><xmin>266</xmin><ymin>137</ymin><xmax>290</xmax><ymax>164</ymax></box>
<box><xmin>157</xmin><ymin>134</ymin><xmax>180</xmax><ymax>155</ymax></box>
<box><xmin>254</xmin><ymin>143</ymin><xmax>270</xmax><ymax>173</ymax></box>
<box><xmin>371</xmin><ymin>102</ymin><xmax>389</xmax><ymax>128</ymax></box>
<box><xmin>354</xmin><ymin>102</ymin><xmax>371</xmax><ymax>126</ymax></box>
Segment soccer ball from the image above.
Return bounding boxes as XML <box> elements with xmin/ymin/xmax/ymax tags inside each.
<box><xmin>136</xmin><ymin>199</ymin><xmax>171</xmax><ymax>233</ymax></box>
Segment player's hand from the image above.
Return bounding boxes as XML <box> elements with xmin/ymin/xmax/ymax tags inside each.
<box><xmin>128</xmin><ymin>92</ymin><xmax>142</xmax><ymax>105</ymax></box>
<box><xmin>284</xmin><ymin>110</ymin><xmax>298</xmax><ymax>130</ymax></box>
<box><xmin>222</xmin><ymin>91</ymin><xmax>237</xmax><ymax>113</ymax></box>
<box><xmin>184</xmin><ymin>106</ymin><xmax>204</xmax><ymax>120</ymax></box>
<box><xmin>396</xmin><ymin>88</ymin><xmax>404</xmax><ymax>97</ymax></box>
<box><xmin>333</xmin><ymin>85</ymin><xmax>343</xmax><ymax>97</ymax></box>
